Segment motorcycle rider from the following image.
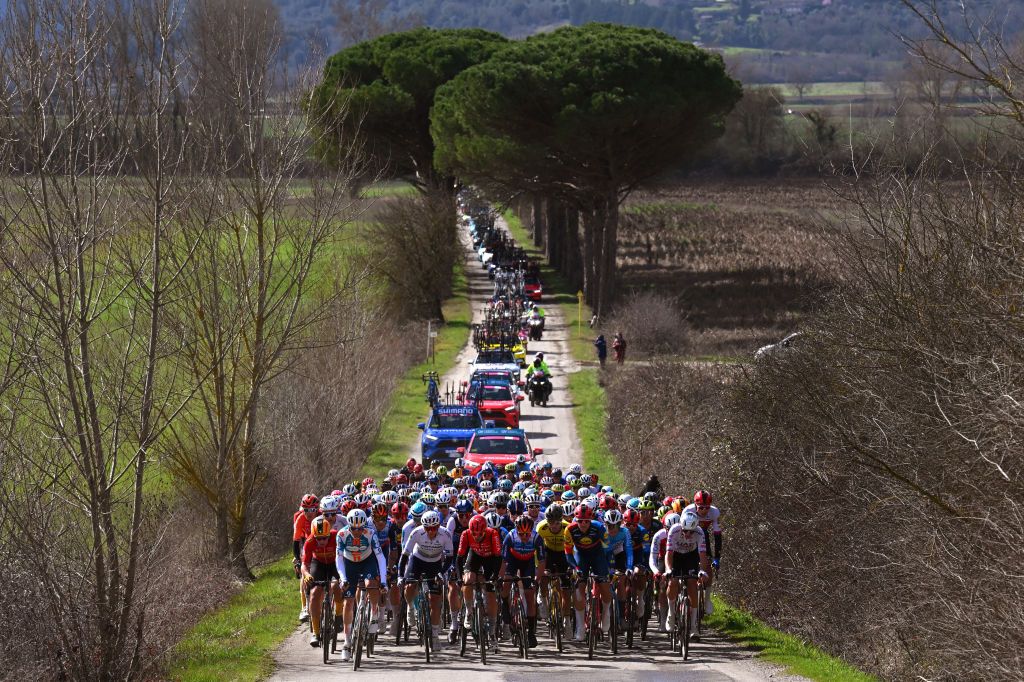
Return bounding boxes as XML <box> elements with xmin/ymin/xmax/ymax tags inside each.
<box><xmin>525</xmin><ymin>355</ymin><xmax>552</xmax><ymax>403</ymax></box>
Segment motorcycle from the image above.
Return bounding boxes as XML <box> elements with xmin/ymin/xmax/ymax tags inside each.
<box><xmin>527</xmin><ymin>371</ymin><xmax>552</xmax><ymax>407</ymax></box>
<box><xmin>529</xmin><ymin>314</ymin><xmax>544</xmax><ymax>341</ymax></box>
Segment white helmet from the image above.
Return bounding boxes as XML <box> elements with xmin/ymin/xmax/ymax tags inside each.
<box><xmin>604</xmin><ymin>509</ymin><xmax>623</xmax><ymax>525</ymax></box>
<box><xmin>569</xmin><ymin>464</ymin><xmax>582</xmax><ymax>475</ymax></box>
<box><xmin>663</xmin><ymin>512</ymin><xmax>681</xmax><ymax>528</ymax></box>
<box><xmin>681</xmin><ymin>512</ymin><xmax>700</xmax><ymax>532</ymax></box>
<box><xmin>381</xmin><ymin>490</ymin><xmax>398</xmax><ymax>505</ymax></box>
<box><xmin>319</xmin><ymin>495</ymin><xmax>340</xmax><ymax>513</ymax></box>
<box><xmin>421</xmin><ymin>510</ymin><xmax>441</xmax><ymax>528</ymax></box>
<box><xmin>346</xmin><ymin>508</ymin><xmax>367</xmax><ymax>528</ymax></box>
<box><xmin>437</xmin><ymin>490</ymin><xmax>452</xmax><ymax>505</ymax></box>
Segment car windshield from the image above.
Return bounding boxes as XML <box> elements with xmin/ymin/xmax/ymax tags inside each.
<box><xmin>476</xmin><ymin>351</ymin><xmax>515</xmax><ymax>364</ymax></box>
<box><xmin>478</xmin><ymin>385</ymin><xmax>512</xmax><ymax>401</ymax></box>
<box><xmin>525</xmin><ymin>277</ymin><xmax>540</xmax><ymax>286</ymax></box>
<box><xmin>473</xmin><ymin>371</ymin><xmax>513</xmax><ymax>384</ymax></box>
<box><xmin>469</xmin><ymin>435</ymin><xmax>529</xmax><ymax>455</ymax></box>
<box><xmin>430</xmin><ymin>412</ymin><xmax>483</xmax><ymax>429</ymax></box>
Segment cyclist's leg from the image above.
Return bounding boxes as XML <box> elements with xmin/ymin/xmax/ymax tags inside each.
<box><xmin>484</xmin><ymin>557</ymin><xmax>501</xmax><ymax>632</ymax></box>
<box><xmin>309</xmin><ymin>584</ymin><xmax>324</xmax><ymax>638</ymax></box>
<box><xmin>591</xmin><ymin>552</ymin><xmax>612</xmax><ymax>631</ymax></box>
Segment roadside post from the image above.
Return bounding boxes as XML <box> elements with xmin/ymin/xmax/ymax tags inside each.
<box><xmin>577</xmin><ymin>290</ymin><xmax>584</xmax><ymax>338</ymax></box>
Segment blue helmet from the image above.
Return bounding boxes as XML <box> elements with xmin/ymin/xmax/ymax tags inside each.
<box><xmin>454</xmin><ymin>499</ymin><xmax>474</xmax><ymax>514</ymax></box>
<box><xmin>410</xmin><ymin>501</ymin><xmax>428</xmax><ymax>519</ymax></box>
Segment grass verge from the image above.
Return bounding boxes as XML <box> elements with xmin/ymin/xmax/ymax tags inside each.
<box><xmin>708</xmin><ymin>596</ymin><xmax>878</xmax><ymax>682</ymax></box>
<box><xmin>360</xmin><ymin>260</ymin><xmax>472</xmax><ymax>479</ymax></box>
<box><xmin>567</xmin><ymin>369</ymin><xmax>625</xmax><ymax>491</ymax></box>
<box><xmin>168</xmin><ymin>558</ymin><xmax>296</xmax><ymax>682</ymax></box>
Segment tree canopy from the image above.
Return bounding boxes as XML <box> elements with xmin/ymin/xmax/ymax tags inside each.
<box><xmin>310</xmin><ymin>27</ymin><xmax>507</xmax><ymax>193</ymax></box>
<box><xmin>431</xmin><ymin>23</ymin><xmax>741</xmax><ymax>312</ymax></box>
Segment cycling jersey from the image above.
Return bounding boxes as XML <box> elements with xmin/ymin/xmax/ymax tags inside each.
<box><xmin>665</xmin><ymin>524</ymin><xmax>707</xmax><ymax>555</ymax></box>
<box><xmin>400</xmin><ymin>518</ymin><xmax>418</xmax><ymax>548</ymax></box>
<box><xmin>605</xmin><ymin>526</ymin><xmax>634</xmax><ymax>570</ymax></box>
<box><xmin>335</xmin><ymin>527</ymin><xmax>388</xmax><ymax>587</ymax></box>
<box><xmin>402</xmin><ymin>525</ymin><xmax>454</xmax><ymax>563</ymax></box>
<box><xmin>447</xmin><ymin>514</ymin><xmax>471</xmax><ymax>548</ymax></box>
<box><xmin>458</xmin><ymin>527</ymin><xmax>502</xmax><ymax>558</ymax></box>
<box><xmin>648</xmin><ymin>528</ymin><xmax>669</xmax><ymax>573</ymax></box>
<box><xmin>302</xmin><ymin>531</ymin><xmax>338</xmax><ymax>567</ymax></box>
<box><xmin>683</xmin><ymin>504</ymin><xmax>722</xmax><ymax>532</ymax></box>
<box><xmin>627</xmin><ymin>524</ymin><xmax>651</xmax><ymax>558</ymax></box>
<box><xmin>536</xmin><ymin>518</ymin><xmax>569</xmax><ymax>552</ymax></box>
<box><xmin>372</xmin><ymin>519</ymin><xmax>398</xmax><ymax>558</ymax></box>
<box><xmin>502</xmin><ymin>529</ymin><xmax>542</xmax><ymax>562</ymax></box>
<box><xmin>292</xmin><ymin>511</ymin><xmax>313</xmax><ymax>541</ymax></box>
<box><xmin>563</xmin><ymin>520</ymin><xmax>607</xmax><ymax>557</ymax></box>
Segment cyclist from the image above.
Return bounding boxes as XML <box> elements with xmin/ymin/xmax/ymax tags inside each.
<box><xmin>293</xmin><ymin>493</ymin><xmax>318</xmax><ymax>622</ymax></box>
<box><xmin>564</xmin><ymin>505</ymin><xmax>612</xmax><ymax>642</ymax></box>
<box><xmin>371</xmin><ymin>502</ymin><xmax>401</xmax><ymax>631</ymax></box>
<box><xmin>459</xmin><ymin>514</ymin><xmax>503</xmax><ymax>647</ymax></box>
<box><xmin>536</xmin><ymin>503</ymin><xmax>570</xmax><ymax>619</ymax></box>
<box><xmin>336</xmin><ymin>509</ymin><xmax>388</xmax><ymax>662</ymax></box>
<box><xmin>665</xmin><ymin>512</ymin><xmax>712</xmax><ymax>641</ymax></box>
<box><xmin>401</xmin><ymin>510</ymin><xmax>454</xmax><ymax>651</ymax></box>
<box><xmin>623</xmin><ymin>508</ymin><xmax>652</xmax><ymax>622</ymax></box>
<box><xmin>501</xmin><ymin>514</ymin><xmax>543</xmax><ymax>647</ymax></box>
<box><xmin>603</xmin><ymin>509</ymin><xmax>633</xmax><ymax>609</ymax></box>
<box><xmin>684</xmin><ymin>489</ymin><xmax>722</xmax><ymax>615</ymax></box>
<box><xmin>300</xmin><ymin>515</ymin><xmax>342</xmax><ymax>648</ymax></box>
<box><xmin>649</xmin><ymin>512</ymin><xmax>679</xmax><ymax>631</ymax></box>
<box><xmin>445</xmin><ymin>498</ymin><xmax>474</xmax><ymax>643</ymax></box>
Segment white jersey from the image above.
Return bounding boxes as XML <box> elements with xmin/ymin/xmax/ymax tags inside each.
<box><xmin>401</xmin><ymin>518</ymin><xmax>419</xmax><ymax>548</ymax></box>
<box><xmin>402</xmin><ymin>525</ymin><xmax>454</xmax><ymax>563</ymax></box>
<box><xmin>335</xmin><ymin>527</ymin><xmax>388</xmax><ymax>586</ymax></box>
<box><xmin>665</xmin><ymin>524</ymin><xmax>707</xmax><ymax>555</ymax></box>
<box><xmin>683</xmin><ymin>504</ymin><xmax>722</xmax><ymax>532</ymax></box>
<box><xmin>649</xmin><ymin>528</ymin><xmax>669</xmax><ymax>573</ymax></box>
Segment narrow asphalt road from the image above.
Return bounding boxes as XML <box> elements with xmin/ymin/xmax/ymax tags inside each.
<box><xmin>268</xmin><ymin>216</ymin><xmax>806</xmax><ymax>682</ymax></box>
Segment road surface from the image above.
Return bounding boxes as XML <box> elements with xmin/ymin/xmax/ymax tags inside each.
<box><xmin>269</xmin><ymin>216</ymin><xmax>805</xmax><ymax>682</ymax></box>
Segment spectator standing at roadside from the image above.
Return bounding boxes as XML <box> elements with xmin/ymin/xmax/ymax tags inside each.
<box><xmin>594</xmin><ymin>334</ymin><xmax>608</xmax><ymax>368</ymax></box>
<box><xmin>612</xmin><ymin>332</ymin><xmax>627</xmax><ymax>364</ymax></box>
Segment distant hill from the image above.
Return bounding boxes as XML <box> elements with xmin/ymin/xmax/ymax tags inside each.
<box><xmin>276</xmin><ymin>0</ymin><xmax>1024</xmax><ymax>83</ymax></box>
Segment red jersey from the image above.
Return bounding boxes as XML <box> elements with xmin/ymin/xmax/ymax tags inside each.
<box><xmin>302</xmin><ymin>530</ymin><xmax>338</xmax><ymax>566</ymax></box>
<box><xmin>293</xmin><ymin>510</ymin><xmax>313</xmax><ymax>542</ymax></box>
<box><xmin>458</xmin><ymin>525</ymin><xmax>502</xmax><ymax>558</ymax></box>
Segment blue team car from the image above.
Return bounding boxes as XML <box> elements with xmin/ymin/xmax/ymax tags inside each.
<box><xmin>418</xmin><ymin>404</ymin><xmax>485</xmax><ymax>467</ymax></box>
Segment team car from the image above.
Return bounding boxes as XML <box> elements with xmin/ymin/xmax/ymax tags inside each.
<box><xmin>524</xmin><ymin>275</ymin><xmax>542</xmax><ymax>301</ymax></box>
<box><xmin>417</xmin><ymin>404</ymin><xmax>484</xmax><ymax>466</ymax></box>
<box><xmin>469</xmin><ymin>348</ymin><xmax>521</xmax><ymax>378</ymax></box>
<box><xmin>466</xmin><ymin>382</ymin><xmax>524</xmax><ymax>428</ymax></box>
<box><xmin>457</xmin><ymin>428</ymin><xmax>542</xmax><ymax>474</ymax></box>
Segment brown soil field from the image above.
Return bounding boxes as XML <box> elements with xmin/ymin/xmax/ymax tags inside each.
<box><xmin>619</xmin><ymin>177</ymin><xmax>842</xmax><ymax>358</ymax></box>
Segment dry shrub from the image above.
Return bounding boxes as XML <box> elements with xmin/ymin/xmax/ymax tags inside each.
<box><xmin>604</xmin><ymin>291</ymin><xmax>688</xmax><ymax>357</ymax></box>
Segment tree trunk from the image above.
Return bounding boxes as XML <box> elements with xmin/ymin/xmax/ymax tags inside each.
<box><xmin>596</xmin><ymin>194</ymin><xmax>619</xmax><ymax>317</ymax></box>
<box><xmin>546</xmin><ymin>197</ymin><xmax>561</xmax><ymax>271</ymax></box>
<box><xmin>563</xmin><ymin>206</ymin><xmax>582</xmax><ymax>290</ymax></box>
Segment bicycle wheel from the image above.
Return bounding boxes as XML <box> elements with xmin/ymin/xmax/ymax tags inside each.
<box><xmin>352</xmin><ymin>594</ymin><xmax>365</xmax><ymax>671</ymax></box>
<box><xmin>396</xmin><ymin>598</ymin><xmax>407</xmax><ymax>646</ymax></box>
<box><xmin>549</xmin><ymin>587</ymin><xmax>563</xmax><ymax>652</ymax></box>
<box><xmin>587</xmin><ymin>587</ymin><xmax>598</xmax><ymax>660</ymax></box>
<box><xmin>681</xmin><ymin>594</ymin><xmax>691</xmax><ymax>660</ymax></box>
<box><xmin>625</xmin><ymin>580</ymin><xmax>635</xmax><ymax>649</ymax></box>
<box><xmin>610</xmin><ymin>593</ymin><xmax>619</xmax><ymax>655</ymax></box>
<box><xmin>697</xmin><ymin>583</ymin><xmax>706</xmax><ymax>636</ymax></box>
<box><xmin>321</xmin><ymin>593</ymin><xmax>332</xmax><ymax>664</ymax></box>
<box><xmin>476</xmin><ymin>592</ymin><xmax>487</xmax><ymax>666</ymax></box>
<box><xmin>421</xmin><ymin>586</ymin><xmax>432</xmax><ymax>663</ymax></box>
<box><xmin>459</xmin><ymin>605</ymin><xmax>469</xmax><ymax>657</ymax></box>
<box><xmin>515</xmin><ymin>585</ymin><xmax>529</xmax><ymax>659</ymax></box>
<box><xmin>640</xmin><ymin>580</ymin><xmax>653</xmax><ymax>641</ymax></box>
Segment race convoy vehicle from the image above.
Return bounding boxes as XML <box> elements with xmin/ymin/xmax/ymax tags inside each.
<box><xmin>466</xmin><ymin>382</ymin><xmax>524</xmax><ymax>428</ymax></box>
<box><xmin>480</xmin><ymin>339</ymin><xmax>527</xmax><ymax>366</ymax></box>
<box><xmin>524</xmin><ymin>275</ymin><xmax>542</xmax><ymax>301</ymax></box>
<box><xmin>470</xmin><ymin>349</ymin><xmax>521</xmax><ymax>379</ymax></box>
<box><xmin>457</xmin><ymin>427</ymin><xmax>542</xmax><ymax>474</ymax></box>
<box><xmin>417</xmin><ymin>405</ymin><xmax>484</xmax><ymax>466</ymax></box>
<box><xmin>469</xmin><ymin>368</ymin><xmax>523</xmax><ymax>391</ymax></box>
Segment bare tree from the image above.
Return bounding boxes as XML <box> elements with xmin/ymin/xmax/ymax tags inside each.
<box><xmin>333</xmin><ymin>0</ymin><xmax>423</xmax><ymax>48</ymax></box>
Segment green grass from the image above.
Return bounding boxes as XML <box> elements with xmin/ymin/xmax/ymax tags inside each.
<box><xmin>708</xmin><ymin>596</ymin><xmax>878</xmax><ymax>682</ymax></box>
<box><xmin>567</xmin><ymin>369</ymin><xmax>625</xmax><ymax>491</ymax></box>
<box><xmin>359</xmin><ymin>180</ymin><xmax>417</xmax><ymax>198</ymax></box>
<box><xmin>360</xmin><ymin>261</ymin><xmax>472</xmax><ymax>479</ymax></box>
<box><xmin>168</xmin><ymin>558</ymin><xmax>297</xmax><ymax>682</ymax></box>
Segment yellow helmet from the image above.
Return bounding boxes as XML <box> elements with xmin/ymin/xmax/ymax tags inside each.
<box><xmin>311</xmin><ymin>515</ymin><xmax>332</xmax><ymax>538</ymax></box>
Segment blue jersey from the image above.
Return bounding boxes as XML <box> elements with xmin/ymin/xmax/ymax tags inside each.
<box><xmin>565</xmin><ymin>519</ymin><xmax>607</xmax><ymax>558</ymax></box>
<box><xmin>605</xmin><ymin>525</ymin><xmax>634</xmax><ymax>569</ymax></box>
<box><xmin>629</xmin><ymin>523</ymin><xmax>651</xmax><ymax>557</ymax></box>
<box><xmin>502</xmin><ymin>529</ymin><xmax>542</xmax><ymax>562</ymax></box>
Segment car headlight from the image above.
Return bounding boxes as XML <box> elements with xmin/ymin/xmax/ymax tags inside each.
<box><xmin>504</xmin><ymin>405</ymin><xmax>517</xmax><ymax>412</ymax></box>
<box><xmin>424</xmin><ymin>434</ymin><xmax>438</xmax><ymax>441</ymax></box>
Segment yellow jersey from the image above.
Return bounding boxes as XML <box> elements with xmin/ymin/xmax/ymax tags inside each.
<box><xmin>536</xmin><ymin>518</ymin><xmax>569</xmax><ymax>553</ymax></box>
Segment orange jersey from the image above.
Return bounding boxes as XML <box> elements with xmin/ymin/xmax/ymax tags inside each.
<box><xmin>293</xmin><ymin>510</ymin><xmax>313</xmax><ymax>542</ymax></box>
<box><xmin>302</xmin><ymin>531</ymin><xmax>338</xmax><ymax>566</ymax></box>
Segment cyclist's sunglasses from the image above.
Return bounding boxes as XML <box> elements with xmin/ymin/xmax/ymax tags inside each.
<box><xmin>527</xmin><ymin>504</ymin><xmax>541</xmax><ymax>510</ymax></box>
<box><xmin>696</xmin><ymin>505</ymin><xmax>710</xmax><ymax>511</ymax></box>
<box><xmin>323</xmin><ymin>512</ymin><xmax>338</xmax><ymax>517</ymax></box>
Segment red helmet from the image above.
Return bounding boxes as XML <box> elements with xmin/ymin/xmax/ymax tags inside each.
<box><xmin>390</xmin><ymin>502</ymin><xmax>409</xmax><ymax>521</ymax></box>
<box><xmin>693</xmin><ymin>490</ymin><xmax>712</xmax><ymax>507</ymax></box>
<box><xmin>574</xmin><ymin>505</ymin><xmax>595</xmax><ymax>521</ymax></box>
<box><xmin>300</xmin><ymin>493</ymin><xmax>319</xmax><ymax>510</ymax></box>
<box><xmin>395</xmin><ymin>474</ymin><xmax>409</xmax><ymax>485</ymax></box>
<box><xmin>371</xmin><ymin>502</ymin><xmax>388</xmax><ymax>518</ymax></box>
<box><xmin>468</xmin><ymin>514</ymin><xmax>488</xmax><ymax>535</ymax></box>
<box><xmin>662</xmin><ymin>496</ymin><xmax>674</xmax><ymax>508</ymax></box>
<box><xmin>361</xmin><ymin>477</ymin><xmax>375</xmax><ymax>490</ymax></box>
<box><xmin>406</xmin><ymin>457</ymin><xmax>416</xmax><ymax>469</ymax></box>
<box><xmin>413</xmin><ymin>463</ymin><xmax>424</xmax><ymax>474</ymax></box>
<box><xmin>623</xmin><ymin>509</ymin><xmax>641</xmax><ymax>526</ymax></box>
<box><xmin>601</xmin><ymin>496</ymin><xmax>618</xmax><ymax>511</ymax></box>
<box><xmin>341</xmin><ymin>499</ymin><xmax>357</xmax><ymax>515</ymax></box>
<box><xmin>590</xmin><ymin>473</ymin><xmax>599</xmax><ymax>486</ymax></box>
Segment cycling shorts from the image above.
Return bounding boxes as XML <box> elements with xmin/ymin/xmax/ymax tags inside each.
<box><xmin>611</xmin><ymin>552</ymin><xmax>628</xmax><ymax>573</ymax></box>
<box><xmin>669</xmin><ymin>550</ymin><xmax>700</xmax><ymax>579</ymax></box>
<box><xmin>542</xmin><ymin>552</ymin><xmax>571</xmax><ymax>588</ymax></box>
<box><xmin>464</xmin><ymin>553</ymin><xmax>502</xmax><ymax>590</ymax></box>
<box><xmin>341</xmin><ymin>556</ymin><xmax>380</xmax><ymax>597</ymax></box>
<box><xmin>503</xmin><ymin>556</ymin><xmax>536</xmax><ymax>590</ymax></box>
<box><xmin>404</xmin><ymin>555</ymin><xmax>444</xmax><ymax>595</ymax></box>
<box><xmin>309</xmin><ymin>558</ymin><xmax>340</xmax><ymax>584</ymax></box>
<box><xmin>575</xmin><ymin>549</ymin><xmax>609</xmax><ymax>584</ymax></box>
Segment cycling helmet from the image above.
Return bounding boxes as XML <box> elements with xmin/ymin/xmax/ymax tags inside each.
<box><xmin>436</xmin><ymin>465</ymin><xmax>448</xmax><ymax>477</ymax></box>
<box><xmin>331</xmin><ymin>489</ymin><xmax>344</xmax><ymax>497</ymax></box>
<box><xmin>498</xmin><ymin>479</ymin><xmax>513</xmax><ymax>492</ymax></box>
<box><xmin>574</xmin><ymin>505</ymin><xmax>595</xmax><ymax>521</ymax></box>
<box><xmin>491</xmin><ymin>492</ymin><xmax>509</xmax><ymax>508</ymax></box>
<box><xmin>540</xmin><ymin>476</ymin><xmax>553</xmax><ymax>487</ymax></box>
<box><xmin>437</xmin><ymin>491</ymin><xmax>453</xmax><ymax>506</ymax></box>
<box><xmin>507</xmin><ymin>499</ymin><xmax>526</xmax><ymax>516</ymax></box>
<box><xmin>311</xmin><ymin>515</ymin><xmax>332</xmax><ymax>538</ymax></box>
<box><xmin>409</xmin><ymin>491</ymin><xmax>422</xmax><ymax>504</ymax></box>
<box><xmin>638</xmin><ymin>499</ymin><xmax>656</xmax><ymax>512</ymax></box>
<box><xmin>454</xmin><ymin>499</ymin><xmax>474</xmax><ymax>515</ymax></box>
<box><xmin>543</xmin><ymin>461</ymin><xmax>553</xmax><ymax>471</ymax></box>
<box><xmin>484</xmin><ymin>511</ymin><xmax>503</xmax><ymax>529</ymax></box>
<box><xmin>410</xmin><ymin>501</ymin><xmax>428</xmax><ymax>519</ymax></box>
<box><xmin>564</xmin><ymin>474</ymin><xmax>578</xmax><ymax>486</ymax></box>
<box><xmin>516</xmin><ymin>454</ymin><xmax>527</xmax><ymax>465</ymax></box>
<box><xmin>464</xmin><ymin>475</ymin><xmax>479</xmax><ymax>488</ymax></box>
<box><xmin>319</xmin><ymin>496</ymin><xmax>340</xmax><ymax>513</ymax></box>
<box><xmin>657</xmin><ymin>505</ymin><xmax>671</xmax><ymax>519</ymax></box>
<box><xmin>671</xmin><ymin>499</ymin><xmax>685</xmax><ymax>514</ymax></box>
<box><xmin>681</xmin><ymin>512</ymin><xmax>700</xmax><ymax>531</ymax></box>
<box><xmin>353</xmin><ymin>493</ymin><xmax>371</xmax><ymax>509</ymax></box>
<box><xmin>619</xmin><ymin>493</ymin><xmax>633</xmax><ymax>505</ymax></box>
<box><xmin>512</xmin><ymin>482</ymin><xmax>527</xmax><ymax>493</ymax></box>
<box><xmin>578</xmin><ymin>486</ymin><xmax>591</xmax><ymax>498</ymax></box>
<box><xmin>694</xmin><ymin>490</ymin><xmax>712</xmax><ymax>507</ymax></box>
<box><xmin>347</xmin><ymin>508</ymin><xmax>368</xmax><ymax>528</ymax></box>
<box><xmin>525</xmin><ymin>493</ymin><xmax>542</xmax><ymax>506</ymax></box>
<box><xmin>627</xmin><ymin>497</ymin><xmax>642</xmax><ymax>510</ymax></box>
<box><xmin>395</xmin><ymin>474</ymin><xmax>409</xmax><ymax>485</ymax></box>
<box><xmin>371</xmin><ymin>502</ymin><xmax>388</xmax><ymax>518</ymax></box>
<box><xmin>425</xmin><ymin>470</ymin><xmax>438</xmax><ymax>482</ymax></box>
<box><xmin>469</xmin><ymin>515</ymin><xmax>488</xmax><ymax>535</ymax></box>
<box><xmin>562</xmin><ymin>501</ymin><xmax>578</xmax><ymax>517</ymax></box>
<box><xmin>601</xmin><ymin>496</ymin><xmax>618</xmax><ymax>511</ymax></box>
<box><xmin>479</xmin><ymin>480</ymin><xmax>494</xmax><ymax>492</ymax></box>
<box><xmin>560</xmin><ymin>490</ymin><xmax>576</xmax><ymax>502</ymax></box>
<box><xmin>361</xmin><ymin>477</ymin><xmax>375</xmax><ymax>490</ymax></box>
<box><xmin>504</xmin><ymin>463</ymin><xmax>516</xmax><ymax>474</ymax></box>
<box><xmin>515</xmin><ymin>514</ymin><xmax>535</xmax><ymax>531</ymax></box>
<box><xmin>342</xmin><ymin>484</ymin><xmax>358</xmax><ymax>497</ymax></box>
<box><xmin>550</xmin><ymin>483</ymin><xmax>565</xmax><ymax>494</ymax></box>
<box><xmin>623</xmin><ymin>509</ymin><xmax>641</xmax><ymax>526</ymax></box>
<box><xmin>453</xmin><ymin>477</ymin><xmax>466</xmax><ymax>489</ymax></box>
<box><xmin>601</xmin><ymin>485</ymin><xmax>614</xmax><ymax>494</ymax></box>
<box><xmin>604</xmin><ymin>509</ymin><xmax>623</xmax><ymax>526</ymax></box>
<box><xmin>583</xmin><ymin>496</ymin><xmax>599</xmax><ymax>510</ymax></box>
<box><xmin>387</xmin><ymin>468</ymin><xmax>400</xmax><ymax>479</ymax></box>
<box><xmin>663</xmin><ymin>512</ymin><xmax>681</xmax><ymax>528</ymax></box>
<box><xmin>545</xmin><ymin>503</ymin><xmax>564</xmax><ymax>520</ymax></box>
<box><xmin>518</xmin><ymin>470</ymin><xmax>531</xmax><ymax>481</ymax></box>
<box><xmin>421</xmin><ymin>510</ymin><xmax>441</xmax><ymax>528</ymax></box>
<box><xmin>541</xmin><ymin>489</ymin><xmax>555</xmax><ymax>501</ymax></box>
<box><xmin>420</xmin><ymin>492</ymin><xmax>436</xmax><ymax>507</ymax></box>
<box><xmin>390</xmin><ymin>502</ymin><xmax>409</xmax><ymax>521</ymax></box>
<box><xmin>381</xmin><ymin>490</ymin><xmax>398</xmax><ymax>505</ymax></box>
<box><xmin>341</xmin><ymin>499</ymin><xmax>357</xmax><ymax>515</ymax></box>
<box><xmin>580</xmin><ymin>474</ymin><xmax>593</xmax><ymax>486</ymax></box>
<box><xmin>568</xmin><ymin>464</ymin><xmax>582</xmax><ymax>475</ymax></box>
<box><xmin>643</xmin><ymin>491</ymin><xmax>659</xmax><ymax>502</ymax></box>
